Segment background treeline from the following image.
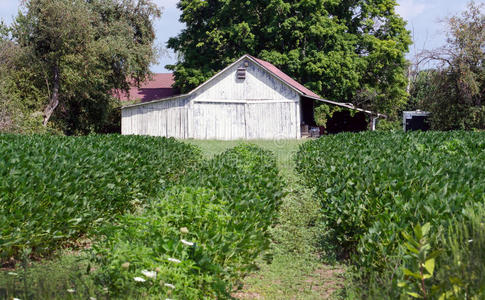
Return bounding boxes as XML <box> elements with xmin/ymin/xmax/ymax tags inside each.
<box><xmin>0</xmin><ymin>0</ymin><xmax>160</xmax><ymax>135</ymax></box>
<box><xmin>406</xmin><ymin>2</ymin><xmax>485</xmax><ymax>130</ymax></box>
<box><xmin>0</xmin><ymin>1</ymin><xmax>484</xmax><ymax>134</ymax></box>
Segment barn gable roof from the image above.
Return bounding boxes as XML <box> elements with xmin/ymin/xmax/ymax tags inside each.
<box><xmin>188</xmin><ymin>54</ymin><xmax>320</xmax><ymax>98</ymax></box>
<box><xmin>247</xmin><ymin>55</ymin><xmax>320</xmax><ymax>98</ymax></box>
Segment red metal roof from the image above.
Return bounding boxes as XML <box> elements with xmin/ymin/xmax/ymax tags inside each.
<box><xmin>115</xmin><ymin>73</ymin><xmax>180</xmax><ymax>103</ymax></box>
<box><xmin>248</xmin><ymin>55</ymin><xmax>321</xmax><ymax>98</ymax></box>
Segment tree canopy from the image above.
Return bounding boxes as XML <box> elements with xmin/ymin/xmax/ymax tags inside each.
<box><xmin>4</xmin><ymin>0</ymin><xmax>161</xmax><ymax>134</ymax></box>
<box><xmin>167</xmin><ymin>0</ymin><xmax>411</xmax><ymax>115</ymax></box>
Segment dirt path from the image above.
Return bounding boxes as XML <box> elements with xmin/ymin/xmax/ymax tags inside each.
<box><xmin>232</xmin><ymin>147</ymin><xmax>346</xmax><ymax>300</ymax></box>
<box><xmin>188</xmin><ymin>139</ymin><xmax>347</xmax><ymax>299</ymax></box>
<box><xmin>233</xmin><ymin>262</ymin><xmax>345</xmax><ymax>300</ymax></box>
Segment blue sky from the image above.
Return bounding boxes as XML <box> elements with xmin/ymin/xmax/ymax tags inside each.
<box><xmin>0</xmin><ymin>0</ymin><xmax>473</xmax><ymax>72</ymax></box>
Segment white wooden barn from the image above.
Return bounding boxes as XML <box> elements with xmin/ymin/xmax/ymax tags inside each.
<box><xmin>121</xmin><ymin>54</ymin><xmax>381</xmax><ymax>140</ymax></box>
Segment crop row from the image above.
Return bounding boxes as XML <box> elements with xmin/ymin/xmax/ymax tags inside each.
<box><xmin>0</xmin><ymin>134</ymin><xmax>201</xmax><ymax>260</ymax></box>
<box><xmin>295</xmin><ymin>131</ymin><xmax>485</xmax><ymax>277</ymax></box>
<box><xmin>91</xmin><ymin>144</ymin><xmax>284</xmax><ymax>298</ymax></box>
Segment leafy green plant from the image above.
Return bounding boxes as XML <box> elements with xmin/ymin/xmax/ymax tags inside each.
<box><xmin>185</xmin><ymin>144</ymin><xmax>285</xmax><ymax>246</ymax></box>
<box><xmin>398</xmin><ymin>209</ymin><xmax>485</xmax><ymax>300</ymax></box>
<box><xmin>90</xmin><ymin>144</ymin><xmax>284</xmax><ymax>298</ymax></box>
<box><xmin>295</xmin><ymin>132</ymin><xmax>484</xmax><ymax>263</ymax></box>
<box><xmin>398</xmin><ymin>223</ymin><xmax>440</xmax><ymax>299</ymax></box>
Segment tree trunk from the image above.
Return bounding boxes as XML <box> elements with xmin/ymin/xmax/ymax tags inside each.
<box><xmin>43</xmin><ymin>65</ymin><xmax>60</xmax><ymax>126</ymax></box>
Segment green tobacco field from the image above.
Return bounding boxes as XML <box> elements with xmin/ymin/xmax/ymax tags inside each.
<box><xmin>1</xmin><ymin>132</ymin><xmax>484</xmax><ymax>299</ymax></box>
<box><xmin>296</xmin><ymin>131</ymin><xmax>485</xmax><ymax>298</ymax></box>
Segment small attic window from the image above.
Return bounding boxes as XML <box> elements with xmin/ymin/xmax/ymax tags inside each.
<box><xmin>237</xmin><ymin>67</ymin><xmax>246</xmax><ymax>79</ymax></box>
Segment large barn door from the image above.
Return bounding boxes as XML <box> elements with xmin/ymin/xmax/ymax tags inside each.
<box><xmin>192</xmin><ymin>102</ymin><xmax>246</xmax><ymax>140</ymax></box>
<box><xmin>245</xmin><ymin>102</ymin><xmax>297</xmax><ymax>139</ymax></box>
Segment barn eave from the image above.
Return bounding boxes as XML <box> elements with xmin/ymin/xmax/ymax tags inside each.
<box><xmin>121</xmin><ymin>93</ymin><xmax>190</xmax><ymax>109</ymax></box>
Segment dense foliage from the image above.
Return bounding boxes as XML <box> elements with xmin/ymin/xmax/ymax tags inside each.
<box><xmin>91</xmin><ymin>144</ymin><xmax>284</xmax><ymax>298</ymax></box>
<box><xmin>168</xmin><ymin>0</ymin><xmax>410</xmax><ymax>115</ymax></box>
<box><xmin>0</xmin><ymin>26</ymin><xmax>47</xmax><ymax>133</ymax></box>
<box><xmin>0</xmin><ymin>134</ymin><xmax>201</xmax><ymax>261</ymax></box>
<box><xmin>295</xmin><ymin>132</ymin><xmax>485</xmax><ymax>293</ymax></box>
<box><xmin>1</xmin><ymin>0</ymin><xmax>160</xmax><ymax>134</ymax></box>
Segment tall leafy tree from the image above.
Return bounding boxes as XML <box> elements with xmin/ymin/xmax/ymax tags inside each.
<box><xmin>167</xmin><ymin>0</ymin><xmax>411</xmax><ymax>114</ymax></box>
<box><xmin>11</xmin><ymin>0</ymin><xmax>161</xmax><ymax>133</ymax></box>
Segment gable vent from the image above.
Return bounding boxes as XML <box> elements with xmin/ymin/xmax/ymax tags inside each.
<box><xmin>237</xmin><ymin>67</ymin><xmax>246</xmax><ymax>79</ymax></box>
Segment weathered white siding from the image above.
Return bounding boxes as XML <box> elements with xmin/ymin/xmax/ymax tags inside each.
<box><xmin>121</xmin><ymin>96</ymin><xmax>190</xmax><ymax>138</ymax></box>
<box><xmin>121</xmin><ymin>57</ymin><xmax>302</xmax><ymax>140</ymax></box>
<box><xmin>191</xmin><ymin>100</ymin><xmax>299</xmax><ymax>140</ymax></box>
<box><xmin>245</xmin><ymin>101</ymin><xmax>298</xmax><ymax>139</ymax></box>
<box><xmin>192</xmin><ymin>102</ymin><xmax>246</xmax><ymax>140</ymax></box>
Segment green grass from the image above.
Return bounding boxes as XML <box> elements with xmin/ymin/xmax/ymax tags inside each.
<box><xmin>0</xmin><ymin>250</ymin><xmax>100</xmax><ymax>300</ymax></box>
<box><xmin>235</xmin><ymin>255</ymin><xmax>345</xmax><ymax>300</ymax></box>
<box><xmin>188</xmin><ymin>139</ymin><xmax>345</xmax><ymax>299</ymax></box>
<box><xmin>186</xmin><ymin>139</ymin><xmax>305</xmax><ymax>176</ymax></box>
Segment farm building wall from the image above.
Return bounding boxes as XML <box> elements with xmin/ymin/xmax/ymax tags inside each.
<box><xmin>190</xmin><ymin>101</ymin><xmax>299</xmax><ymax>140</ymax></box>
<box><xmin>121</xmin><ymin>57</ymin><xmax>301</xmax><ymax>140</ymax></box>
<box><xmin>121</xmin><ymin>96</ymin><xmax>192</xmax><ymax>138</ymax></box>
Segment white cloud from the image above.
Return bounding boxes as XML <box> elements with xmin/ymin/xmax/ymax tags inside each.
<box><xmin>396</xmin><ymin>0</ymin><xmax>427</xmax><ymax>20</ymax></box>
